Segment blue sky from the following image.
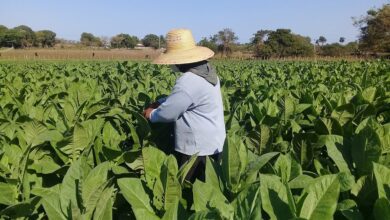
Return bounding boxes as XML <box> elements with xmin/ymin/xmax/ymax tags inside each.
<box><xmin>0</xmin><ymin>0</ymin><xmax>388</xmax><ymax>43</ymax></box>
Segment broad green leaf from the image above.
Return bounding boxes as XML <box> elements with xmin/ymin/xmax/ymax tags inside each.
<box><xmin>331</xmin><ymin>104</ymin><xmax>354</xmax><ymax>126</ymax></box>
<box><xmin>82</xmin><ymin>162</ymin><xmax>110</xmax><ymax>205</ymax></box>
<box><xmin>279</xmin><ymin>95</ymin><xmax>295</xmax><ymax>123</ymax></box>
<box><xmin>299</xmin><ymin>174</ymin><xmax>340</xmax><ymax>220</ymax></box>
<box><xmin>22</xmin><ymin>120</ymin><xmax>62</xmax><ymax>147</ymax></box>
<box><xmin>192</xmin><ymin>180</ymin><xmax>234</xmax><ymax>219</ymax></box>
<box><xmin>161</xmin><ymin>198</ymin><xmax>179</xmax><ymax>220</ymax></box>
<box><xmin>188</xmin><ymin>210</ymin><xmax>220</xmax><ymax>220</ymax></box>
<box><xmin>314</xmin><ymin>118</ymin><xmax>343</xmax><ymax>135</ymax></box>
<box><xmin>82</xmin><ymin>163</ymin><xmax>111</xmax><ymax>219</ymax></box>
<box><xmin>260</xmin><ymin>174</ymin><xmax>293</xmax><ymax>220</ymax></box>
<box><xmin>289</xmin><ymin>175</ymin><xmax>315</xmax><ymax>189</ymax></box>
<box><xmin>373</xmin><ymin>162</ymin><xmax>390</xmax><ymax>199</ymax></box>
<box><xmin>160</xmin><ymin>155</ymin><xmax>181</xmax><ymax>211</ymax></box>
<box><xmin>123</xmin><ymin>149</ymin><xmax>144</xmax><ymax>171</ymax></box>
<box><xmin>337</xmin><ymin>199</ymin><xmax>363</xmax><ymax>220</ymax></box>
<box><xmin>60</xmin><ymin>157</ymin><xmax>91</xmax><ymax>214</ymax></box>
<box><xmin>285</xmin><ymin>183</ymin><xmax>297</xmax><ymax>218</ymax></box>
<box><xmin>351</xmin><ymin>126</ymin><xmax>382</xmax><ymax>175</ymax></box>
<box><xmin>373</xmin><ymin>198</ymin><xmax>390</xmax><ymax>220</ymax></box>
<box><xmin>377</xmin><ymin>123</ymin><xmax>390</xmax><ymax>153</ymax></box>
<box><xmin>274</xmin><ymin>154</ymin><xmax>292</xmax><ymax>183</ymax></box>
<box><xmin>205</xmin><ymin>156</ymin><xmax>223</xmax><ymax>191</ymax></box>
<box><xmin>351</xmin><ymin>175</ymin><xmax>377</xmax><ymax>210</ymax></box>
<box><xmin>295</xmin><ymin>103</ymin><xmax>312</xmax><ymax>114</ymax></box>
<box><xmin>263</xmin><ymin>99</ymin><xmax>279</xmax><ymax>117</ymax></box>
<box><xmin>317</xmin><ymin>135</ymin><xmax>351</xmax><ymax>174</ymax></box>
<box><xmin>337</xmin><ymin>172</ymin><xmax>355</xmax><ymax>192</ymax></box>
<box><xmin>292</xmin><ymin>133</ymin><xmax>317</xmax><ymax>169</ymax></box>
<box><xmin>362</xmin><ymin>87</ymin><xmax>376</xmax><ymax>103</ymax></box>
<box><xmin>0</xmin><ymin>182</ymin><xmax>17</xmax><ymax>205</ymax></box>
<box><xmin>232</xmin><ymin>182</ymin><xmax>262</xmax><ymax>220</ymax></box>
<box><xmin>63</xmin><ymin>100</ymin><xmax>76</xmax><ymax>123</ymax></box>
<box><xmin>102</xmin><ymin>122</ymin><xmax>124</xmax><ymax>150</ymax></box>
<box><xmin>61</xmin><ymin>118</ymin><xmax>104</xmax><ymax>159</ymax></box>
<box><xmin>0</xmin><ymin>196</ymin><xmax>40</xmax><ymax>219</ymax></box>
<box><xmin>29</xmin><ymin>155</ymin><xmax>61</xmax><ymax>174</ymax></box>
<box><xmin>92</xmin><ymin>185</ymin><xmax>114</xmax><ymax>220</ymax></box>
<box><xmin>222</xmin><ymin>135</ymin><xmax>243</xmax><ymax>192</ymax></box>
<box><xmin>130</xmin><ymin>110</ymin><xmax>151</xmax><ymax>141</ymax></box>
<box><xmin>117</xmin><ymin>177</ymin><xmax>159</xmax><ymax>220</ymax></box>
<box><xmin>274</xmin><ymin>153</ymin><xmax>301</xmax><ymax>183</ymax></box>
<box><xmin>243</xmin><ymin>152</ymin><xmax>279</xmax><ymax>184</ymax></box>
<box><xmin>259</xmin><ymin>124</ymin><xmax>272</xmax><ymax>153</ymax></box>
<box><xmin>32</xmin><ymin>185</ymin><xmax>67</xmax><ymax>220</ymax></box>
<box><xmin>142</xmin><ymin>147</ymin><xmax>165</xmax><ymax>209</ymax></box>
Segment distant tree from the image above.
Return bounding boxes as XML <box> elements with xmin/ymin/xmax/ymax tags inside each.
<box><xmin>0</xmin><ymin>25</ymin><xmax>7</xmax><ymax>33</ymax></box>
<box><xmin>0</xmin><ymin>25</ymin><xmax>8</xmax><ymax>46</ymax></box>
<box><xmin>110</xmin><ymin>34</ymin><xmax>138</xmax><ymax>48</ymax></box>
<box><xmin>1</xmin><ymin>29</ymin><xmax>25</xmax><ymax>48</ymax></box>
<box><xmin>80</xmin><ymin>32</ymin><xmax>102</xmax><ymax>47</ymax></box>
<box><xmin>318</xmin><ymin>36</ymin><xmax>327</xmax><ymax>46</ymax></box>
<box><xmin>345</xmin><ymin>41</ymin><xmax>360</xmax><ymax>55</ymax></box>
<box><xmin>320</xmin><ymin>43</ymin><xmax>345</xmax><ymax>56</ymax></box>
<box><xmin>14</xmin><ymin>25</ymin><xmax>35</xmax><ymax>48</ymax></box>
<box><xmin>110</xmin><ymin>36</ymin><xmax>122</xmax><ymax>48</ymax></box>
<box><xmin>339</xmin><ymin>37</ymin><xmax>346</xmax><ymax>44</ymax></box>
<box><xmin>320</xmin><ymin>41</ymin><xmax>360</xmax><ymax>57</ymax></box>
<box><xmin>142</xmin><ymin>34</ymin><xmax>160</xmax><ymax>49</ymax></box>
<box><xmin>216</xmin><ymin>28</ymin><xmax>238</xmax><ymax>56</ymax></box>
<box><xmin>251</xmin><ymin>30</ymin><xmax>271</xmax><ymax>45</ymax></box>
<box><xmin>35</xmin><ymin>30</ymin><xmax>56</xmax><ymax>47</ymax></box>
<box><xmin>354</xmin><ymin>4</ymin><xmax>390</xmax><ymax>52</ymax></box>
<box><xmin>254</xmin><ymin>29</ymin><xmax>314</xmax><ymax>58</ymax></box>
<box><xmin>198</xmin><ymin>36</ymin><xmax>218</xmax><ymax>52</ymax></box>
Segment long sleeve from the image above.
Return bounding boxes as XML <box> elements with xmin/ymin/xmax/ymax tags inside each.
<box><xmin>157</xmin><ymin>97</ymin><xmax>167</xmax><ymax>104</ymax></box>
<box><xmin>150</xmin><ymin>88</ymin><xmax>193</xmax><ymax>123</ymax></box>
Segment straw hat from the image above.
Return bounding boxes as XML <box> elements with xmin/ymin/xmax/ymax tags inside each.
<box><xmin>152</xmin><ymin>29</ymin><xmax>214</xmax><ymax>65</ymax></box>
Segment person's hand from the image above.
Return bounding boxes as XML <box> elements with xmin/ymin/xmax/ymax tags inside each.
<box><xmin>142</xmin><ymin>107</ymin><xmax>154</xmax><ymax>120</ymax></box>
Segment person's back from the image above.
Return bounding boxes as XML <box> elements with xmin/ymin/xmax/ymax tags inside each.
<box><xmin>173</xmin><ymin>72</ymin><xmax>225</xmax><ymax>156</ymax></box>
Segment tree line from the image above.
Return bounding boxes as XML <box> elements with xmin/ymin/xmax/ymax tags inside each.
<box><xmin>0</xmin><ymin>25</ymin><xmax>56</xmax><ymax>48</ymax></box>
<box><xmin>79</xmin><ymin>32</ymin><xmax>165</xmax><ymax>49</ymax></box>
<box><xmin>0</xmin><ymin>25</ymin><xmax>165</xmax><ymax>50</ymax></box>
<box><xmin>1</xmin><ymin>4</ymin><xmax>388</xmax><ymax>58</ymax></box>
<box><xmin>202</xmin><ymin>4</ymin><xmax>389</xmax><ymax>58</ymax></box>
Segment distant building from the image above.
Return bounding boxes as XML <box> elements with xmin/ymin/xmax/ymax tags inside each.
<box><xmin>135</xmin><ymin>43</ymin><xmax>146</xmax><ymax>50</ymax></box>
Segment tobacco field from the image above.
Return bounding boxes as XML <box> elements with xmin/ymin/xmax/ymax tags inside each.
<box><xmin>0</xmin><ymin>60</ymin><xmax>389</xmax><ymax>219</ymax></box>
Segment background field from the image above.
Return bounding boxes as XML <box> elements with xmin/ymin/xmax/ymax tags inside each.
<box><xmin>0</xmin><ymin>60</ymin><xmax>389</xmax><ymax>219</ymax></box>
<box><xmin>0</xmin><ymin>48</ymin><xmax>162</xmax><ymax>61</ymax></box>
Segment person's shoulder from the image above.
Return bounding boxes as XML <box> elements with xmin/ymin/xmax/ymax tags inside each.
<box><xmin>176</xmin><ymin>72</ymin><xmax>203</xmax><ymax>85</ymax></box>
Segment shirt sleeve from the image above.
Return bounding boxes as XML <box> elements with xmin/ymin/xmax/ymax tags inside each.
<box><xmin>150</xmin><ymin>87</ymin><xmax>193</xmax><ymax>123</ymax></box>
<box><xmin>157</xmin><ymin>97</ymin><xmax>167</xmax><ymax>104</ymax></box>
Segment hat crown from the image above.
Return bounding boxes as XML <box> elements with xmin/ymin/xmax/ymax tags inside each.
<box><xmin>166</xmin><ymin>29</ymin><xmax>196</xmax><ymax>52</ymax></box>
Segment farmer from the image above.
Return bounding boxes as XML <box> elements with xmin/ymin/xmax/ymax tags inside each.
<box><xmin>143</xmin><ymin>29</ymin><xmax>226</xmax><ymax>182</ymax></box>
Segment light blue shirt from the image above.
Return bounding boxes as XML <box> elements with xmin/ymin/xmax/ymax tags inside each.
<box><xmin>150</xmin><ymin>72</ymin><xmax>226</xmax><ymax>156</ymax></box>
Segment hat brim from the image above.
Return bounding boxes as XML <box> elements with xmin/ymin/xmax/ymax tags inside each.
<box><xmin>152</xmin><ymin>46</ymin><xmax>214</xmax><ymax>65</ymax></box>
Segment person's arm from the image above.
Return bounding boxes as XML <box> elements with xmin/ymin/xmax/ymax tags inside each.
<box><xmin>157</xmin><ymin>97</ymin><xmax>167</xmax><ymax>104</ymax></box>
<box><xmin>149</xmin><ymin>89</ymin><xmax>193</xmax><ymax>123</ymax></box>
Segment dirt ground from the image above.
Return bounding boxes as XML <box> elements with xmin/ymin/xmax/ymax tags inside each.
<box><xmin>0</xmin><ymin>48</ymin><xmax>162</xmax><ymax>61</ymax></box>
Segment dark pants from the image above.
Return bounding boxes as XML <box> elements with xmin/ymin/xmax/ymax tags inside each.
<box><xmin>174</xmin><ymin>151</ymin><xmax>221</xmax><ymax>183</ymax></box>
